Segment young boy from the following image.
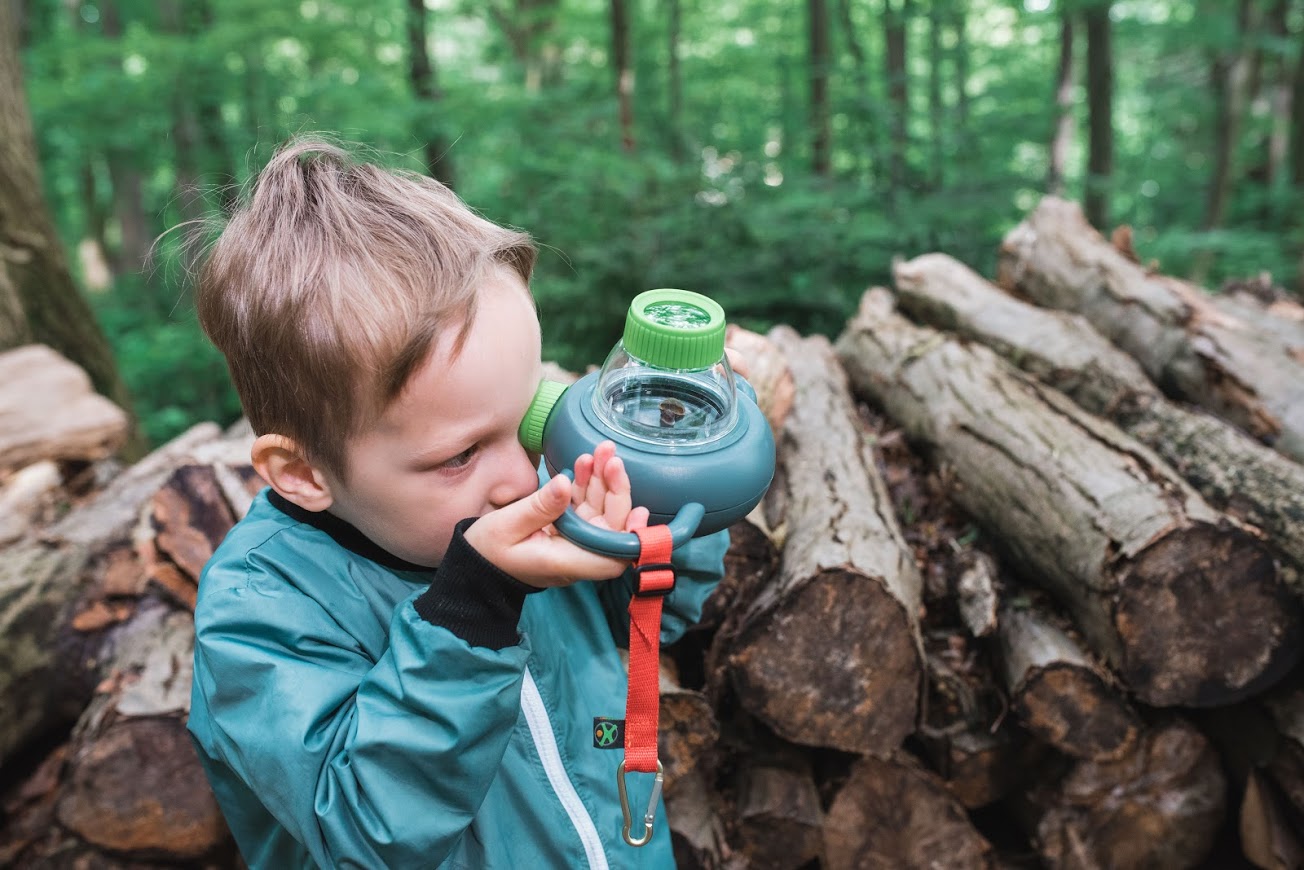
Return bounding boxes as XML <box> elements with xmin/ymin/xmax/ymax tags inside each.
<box><xmin>187</xmin><ymin>137</ymin><xmax>729</xmax><ymax>868</ymax></box>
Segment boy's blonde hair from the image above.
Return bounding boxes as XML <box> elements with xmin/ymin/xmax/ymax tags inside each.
<box><xmin>196</xmin><ymin>137</ymin><xmax>536</xmax><ymax>478</ymax></box>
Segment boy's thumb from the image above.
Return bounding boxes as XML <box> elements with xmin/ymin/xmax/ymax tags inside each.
<box><xmin>512</xmin><ymin>473</ymin><xmax>571</xmax><ymax>533</ymax></box>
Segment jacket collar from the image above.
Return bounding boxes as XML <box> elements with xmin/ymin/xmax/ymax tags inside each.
<box><xmin>266</xmin><ymin>490</ymin><xmax>438</xmax><ymax>573</ymax></box>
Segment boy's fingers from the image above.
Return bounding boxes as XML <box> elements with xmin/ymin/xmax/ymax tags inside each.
<box><xmin>602</xmin><ymin>456</ymin><xmax>633</xmax><ymax>530</ymax></box>
<box><xmin>572</xmin><ymin>454</ymin><xmax>594</xmax><ymax>500</ymax></box>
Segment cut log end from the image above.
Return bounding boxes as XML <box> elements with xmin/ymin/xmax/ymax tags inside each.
<box><xmin>728</xmin><ymin>569</ymin><xmax>921</xmax><ymax>755</ymax></box>
<box><xmin>1116</xmin><ymin>525</ymin><xmax>1302</xmax><ymax>707</ymax></box>
<box><xmin>1014</xmin><ymin>664</ymin><xmax>1140</xmax><ymax>761</ymax></box>
<box><xmin>822</xmin><ymin>755</ymin><xmax>994</xmax><ymax>870</ymax></box>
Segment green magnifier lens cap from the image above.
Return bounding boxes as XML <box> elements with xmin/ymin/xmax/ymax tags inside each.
<box><xmin>623</xmin><ymin>289</ymin><xmax>726</xmax><ymax>370</ymax></box>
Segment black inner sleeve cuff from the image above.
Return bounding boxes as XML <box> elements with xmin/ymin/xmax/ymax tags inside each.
<box><xmin>412</xmin><ymin>518</ymin><xmax>543</xmax><ymax>650</ymax></box>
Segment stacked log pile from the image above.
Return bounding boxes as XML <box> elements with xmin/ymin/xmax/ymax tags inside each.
<box><xmin>3</xmin><ymin>195</ymin><xmax>1304</xmax><ymax>868</ymax></box>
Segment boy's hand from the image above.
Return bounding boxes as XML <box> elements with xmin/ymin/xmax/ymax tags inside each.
<box><xmin>464</xmin><ymin>441</ymin><xmax>649</xmax><ymax>588</ymax></box>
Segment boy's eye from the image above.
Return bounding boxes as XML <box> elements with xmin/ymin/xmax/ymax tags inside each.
<box><xmin>440</xmin><ymin>445</ymin><xmax>478</xmax><ymax>469</ymax></box>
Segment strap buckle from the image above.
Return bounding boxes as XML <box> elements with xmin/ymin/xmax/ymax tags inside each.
<box><xmin>632</xmin><ymin>561</ymin><xmax>676</xmax><ymax>598</ymax></box>
<box><xmin>617</xmin><ymin>760</ymin><xmax>664</xmax><ymax>847</ymax></box>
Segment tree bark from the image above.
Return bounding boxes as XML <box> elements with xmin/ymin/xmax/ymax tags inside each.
<box><xmin>893</xmin><ymin>251</ymin><xmax>1304</xmax><ymax>590</ymax></box>
<box><xmin>0</xmin><ymin>2</ymin><xmax>133</xmax><ymax>420</ymax></box>
<box><xmin>999</xmin><ymin>196</ymin><xmax>1304</xmax><ymax>463</ymax></box>
<box><xmin>836</xmin><ymin>289</ymin><xmax>1300</xmax><ymax>707</ymax></box>
<box><xmin>0</xmin><ymin>424</ymin><xmax>238</xmax><ymax>766</ymax></box>
<box><xmin>1083</xmin><ymin>0</ymin><xmax>1113</xmax><ymax>230</ymax></box>
<box><xmin>54</xmin><ymin>603</ymin><xmax>227</xmax><ymax>861</ymax></box>
<box><xmin>721</xmin><ymin>327</ymin><xmax>923</xmax><ymax>755</ymax></box>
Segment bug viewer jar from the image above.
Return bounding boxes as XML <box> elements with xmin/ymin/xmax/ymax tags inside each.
<box><xmin>518</xmin><ymin>288</ymin><xmax>776</xmax><ymax>558</ymax></box>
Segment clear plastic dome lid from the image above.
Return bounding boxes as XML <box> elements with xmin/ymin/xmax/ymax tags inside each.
<box><xmin>592</xmin><ymin>289</ymin><xmax>738</xmax><ymax>447</ymax></box>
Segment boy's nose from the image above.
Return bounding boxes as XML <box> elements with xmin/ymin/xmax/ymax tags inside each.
<box><xmin>488</xmin><ymin>443</ymin><xmax>543</xmax><ymax>509</ymax></box>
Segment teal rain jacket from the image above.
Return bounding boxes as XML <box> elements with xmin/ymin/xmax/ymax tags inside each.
<box><xmin>188</xmin><ymin>490</ymin><xmax>726</xmax><ymax>869</ymax></box>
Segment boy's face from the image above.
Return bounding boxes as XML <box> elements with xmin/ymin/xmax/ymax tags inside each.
<box><xmin>322</xmin><ymin>267</ymin><xmax>544</xmax><ymax>567</ymax></box>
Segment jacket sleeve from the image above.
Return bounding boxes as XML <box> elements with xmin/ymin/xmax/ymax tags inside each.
<box><xmin>190</xmin><ymin>523</ymin><xmax>535</xmax><ymax>869</ymax></box>
<box><xmin>598</xmin><ymin>528</ymin><xmax>729</xmax><ymax>647</ymax></box>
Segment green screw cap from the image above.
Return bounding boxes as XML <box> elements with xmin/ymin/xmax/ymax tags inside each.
<box><xmin>518</xmin><ymin>380</ymin><xmax>570</xmax><ymax>454</ymax></box>
<box><xmin>622</xmin><ymin>289</ymin><xmax>726</xmax><ymax>371</ymax></box>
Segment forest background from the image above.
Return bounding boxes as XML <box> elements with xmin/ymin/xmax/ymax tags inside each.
<box><xmin>8</xmin><ymin>0</ymin><xmax>1304</xmax><ymax>449</ymax></box>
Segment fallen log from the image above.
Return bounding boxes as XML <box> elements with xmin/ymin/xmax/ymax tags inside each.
<box><xmin>51</xmin><ymin>601</ymin><xmax>227</xmax><ymax>862</ymax></box>
<box><xmin>0</xmin><ymin>424</ymin><xmax>245</xmax><ymax>767</ymax></box>
<box><xmin>892</xmin><ymin>252</ymin><xmax>1304</xmax><ymax>590</ymax></box>
<box><xmin>732</xmin><ymin>755</ymin><xmax>823</xmax><ymax>870</ymax></box>
<box><xmin>997</xmin><ymin>597</ymin><xmax>1141</xmax><ymax>761</ymax></box>
<box><xmin>821</xmin><ymin>752</ymin><xmax>995</xmax><ymax>869</ymax></box>
<box><xmin>835</xmin><ymin>290</ymin><xmax>1300</xmax><ymax>707</ymax></box>
<box><xmin>1021</xmin><ymin>718</ymin><xmax>1226</xmax><ymax>870</ymax></box>
<box><xmin>0</xmin><ymin>345</ymin><xmax>128</xmax><ymax>475</ymax></box>
<box><xmin>721</xmin><ymin>327</ymin><xmax>924</xmax><ymax>755</ymax></box>
<box><xmin>998</xmin><ymin>196</ymin><xmax>1304</xmax><ymax>462</ymax></box>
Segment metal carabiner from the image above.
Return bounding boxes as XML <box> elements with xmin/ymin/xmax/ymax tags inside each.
<box><xmin>617</xmin><ymin>760</ymin><xmax>664</xmax><ymax>847</ymax></box>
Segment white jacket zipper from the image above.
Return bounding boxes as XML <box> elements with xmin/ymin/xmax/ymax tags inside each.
<box><xmin>521</xmin><ymin>667</ymin><xmax>610</xmax><ymax>870</ymax></box>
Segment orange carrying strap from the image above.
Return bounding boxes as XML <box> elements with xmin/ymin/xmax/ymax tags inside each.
<box><xmin>617</xmin><ymin>524</ymin><xmax>675</xmax><ymax>846</ymax></box>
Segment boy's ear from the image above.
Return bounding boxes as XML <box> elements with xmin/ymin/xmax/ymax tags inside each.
<box><xmin>251</xmin><ymin>434</ymin><xmax>334</xmax><ymax>512</ymax></box>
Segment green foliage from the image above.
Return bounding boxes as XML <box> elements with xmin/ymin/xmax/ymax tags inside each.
<box><xmin>19</xmin><ymin>0</ymin><xmax>1304</xmax><ymax>446</ymax></box>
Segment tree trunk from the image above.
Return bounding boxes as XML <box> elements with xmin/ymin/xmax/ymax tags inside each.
<box><xmin>836</xmin><ymin>0</ymin><xmax>875</xmax><ymax>183</ymax></box>
<box><xmin>159</xmin><ymin>0</ymin><xmax>206</xmax><ymax>230</ymax></box>
<box><xmin>1203</xmin><ymin>0</ymin><xmax>1254</xmax><ymax>231</ymax></box>
<box><xmin>665</xmin><ymin>0</ymin><xmax>685</xmax><ymax>162</ymax></box>
<box><xmin>926</xmin><ymin>0</ymin><xmax>943</xmax><ymax>190</ymax></box>
<box><xmin>1291</xmin><ymin>14</ymin><xmax>1304</xmax><ymax>188</ymax></box>
<box><xmin>999</xmin><ymin>196</ymin><xmax>1304</xmax><ymax>463</ymax></box>
<box><xmin>1079</xmin><ymin>0</ymin><xmax>1111</xmax><ymax>229</ymax></box>
<box><xmin>822</xmin><ymin>753</ymin><xmax>995</xmax><ymax>869</ymax></box>
<box><xmin>720</xmin><ymin>327</ymin><xmax>923</xmax><ymax>755</ymax></box>
<box><xmin>883</xmin><ymin>0</ymin><xmax>909</xmax><ymax>206</ymax></box>
<box><xmin>893</xmin><ymin>251</ymin><xmax>1304</xmax><ymax>589</ymax></box>
<box><xmin>950</xmin><ymin>3</ymin><xmax>969</xmax><ymax>152</ymax></box>
<box><xmin>1083</xmin><ymin>0</ymin><xmax>1112</xmax><ymax>230</ymax></box>
<box><xmin>1048</xmin><ymin>6</ymin><xmax>1074</xmax><ymax>196</ymax></box>
<box><xmin>406</xmin><ymin>0</ymin><xmax>455</xmax><ymax>188</ymax></box>
<box><xmin>1194</xmin><ymin>0</ymin><xmax>1255</xmax><ymax>282</ymax></box>
<box><xmin>0</xmin><ymin>1</ymin><xmax>134</xmax><ymax>421</ymax></box>
<box><xmin>807</xmin><ymin>0</ymin><xmax>832</xmax><ymax>177</ymax></box>
<box><xmin>836</xmin><ymin>289</ymin><xmax>1299</xmax><ymax>707</ymax></box>
<box><xmin>610</xmin><ymin>0</ymin><xmax>636</xmax><ymax>152</ymax></box>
